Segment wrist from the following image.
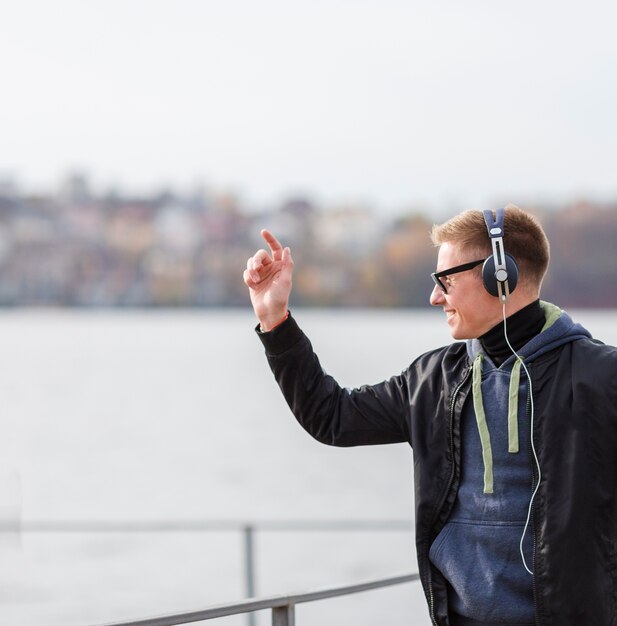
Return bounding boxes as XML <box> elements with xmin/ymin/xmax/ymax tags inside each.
<box><xmin>259</xmin><ymin>310</ymin><xmax>289</xmax><ymax>332</ymax></box>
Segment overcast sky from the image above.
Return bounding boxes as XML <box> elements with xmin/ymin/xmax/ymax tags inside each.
<box><xmin>2</xmin><ymin>0</ymin><xmax>616</xmax><ymax>214</ymax></box>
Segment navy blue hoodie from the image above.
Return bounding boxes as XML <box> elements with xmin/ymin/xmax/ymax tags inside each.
<box><xmin>429</xmin><ymin>302</ymin><xmax>591</xmax><ymax>625</ymax></box>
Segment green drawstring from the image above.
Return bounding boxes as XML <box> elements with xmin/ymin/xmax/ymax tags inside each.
<box><xmin>508</xmin><ymin>359</ymin><xmax>522</xmax><ymax>453</ymax></box>
<box><xmin>472</xmin><ymin>352</ymin><xmax>523</xmax><ymax>495</ymax></box>
<box><xmin>472</xmin><ymin>354</ymin><xmax>494</xmax><ymax>494</ymax></box>
<box><xmin>469</xmin><ymin>303</ymin><xmax>559</xmax><ymax>496</ymax></box>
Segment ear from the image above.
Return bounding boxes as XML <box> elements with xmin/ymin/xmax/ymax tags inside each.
<box><xmin>482</xmin><ymin>253</ymin><xmax>519</xmax><ymax>298</ymax></box>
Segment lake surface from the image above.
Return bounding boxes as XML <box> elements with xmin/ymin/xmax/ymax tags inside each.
<box><xmin>1</xmin><ymin>307</ymin><xmax>615</xmax><ymax>625</ymax></box>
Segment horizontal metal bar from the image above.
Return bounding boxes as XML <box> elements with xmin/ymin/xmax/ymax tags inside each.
<box><xmin>0</xmin><ymin>519</ymin><xmax>413</xmax><ymax>533</ymax></box>
<box><xmin>93</xmin><ymin>573</ymin><xmax>419</xmax><ymax>626</ymax></box>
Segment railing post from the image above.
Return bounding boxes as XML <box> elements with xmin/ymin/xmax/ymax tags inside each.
<box><xmin>244</xmin><ymin>525</ymin><xmax>256</xmax><ymax>626</ymax></box>
<box><xmin>272</xmin><ymin>604</ymin><xmax>295</xmax><ymax>626</ymax></box>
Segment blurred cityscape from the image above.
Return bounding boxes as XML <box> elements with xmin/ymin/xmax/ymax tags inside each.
<box><xmin>0</xmin><ymin>172</ymin><xmax>616</xmax><ymax>308</ymax></box>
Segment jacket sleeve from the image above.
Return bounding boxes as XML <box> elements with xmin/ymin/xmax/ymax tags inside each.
<box><xmin>257</xmin><ymin>312</ymin><xmax>412</xmax><ymax>447</ymax></box>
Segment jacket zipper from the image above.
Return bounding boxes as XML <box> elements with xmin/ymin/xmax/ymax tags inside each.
<box><xmin>428</xmin><ymin>366</ymin><xmax>472</xmax><ymax>626</ymax></box>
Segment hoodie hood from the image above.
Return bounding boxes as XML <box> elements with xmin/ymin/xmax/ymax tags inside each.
<box><xmin>467</xmin><ymin>301</ymin><xmax>592</xmax><ymax>366</ymax></box>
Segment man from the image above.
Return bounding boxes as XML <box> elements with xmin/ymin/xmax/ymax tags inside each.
<box><xmin>243</xmin><ymin>206</ymin><xmax>617</xmax><ymax>626</ymax></box>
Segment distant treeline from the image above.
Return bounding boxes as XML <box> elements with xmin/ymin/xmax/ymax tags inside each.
<box><xmin>539</xmin><ymin>206</ymin><xmax>617</xmax><ymax>308</ymax></box>
<box><xmin>283</xmin><ymin>204</ymin><xmax>617</xmax><ymax>309</ymax></box>
<box><xmin>0</xmin><ymin>177</ymin><xmax>615</xmax><ymax>308</ymax></box>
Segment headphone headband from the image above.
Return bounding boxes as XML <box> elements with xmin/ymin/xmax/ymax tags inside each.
<box><xmin>483</xmin><ymin>208</ymin><xmax>505</xmax><ymax>238</ymax></box>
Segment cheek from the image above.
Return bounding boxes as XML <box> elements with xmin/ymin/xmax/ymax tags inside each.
<box><xmin>458</xmin><ymin>295</ymin><xmax>488</xmax><ymax>324</ymax></box>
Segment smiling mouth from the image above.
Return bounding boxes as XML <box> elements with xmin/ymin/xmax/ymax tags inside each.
<box><xmin>445</xmin><ymin>311</ymin><xmax>456</xmax><ymax>319</ymax></box>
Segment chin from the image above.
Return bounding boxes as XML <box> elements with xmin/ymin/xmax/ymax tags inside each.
<box><xmin>447</xmin><ymin>319</ymin><xmax>467</xmax><ymax>340</ymax></box>
<box><xmin>449</xmin><ymin>325</ymin><xmax>476</xmax><ymax>341</ymax></box>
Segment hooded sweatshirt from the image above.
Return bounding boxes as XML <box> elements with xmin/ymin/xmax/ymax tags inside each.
<box><xmin>428</xmin><ymin>302</ymin><xmax>592</xmax><ymax>626</ymax></box>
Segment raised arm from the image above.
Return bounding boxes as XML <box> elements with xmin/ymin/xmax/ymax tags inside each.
<box><xmin>245</xmin><ymin>229</ymin><xmax>411</xmax><ymax>447</ymax></box>
<box><xmin>243</xmin><ymin>229</ymin><xmax>294</xmax><ymax>331</ymax></box>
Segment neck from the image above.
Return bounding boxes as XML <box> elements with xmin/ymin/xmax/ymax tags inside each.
<box><xmin>479</xmin><ymin>299</ymin><xmax>544</xmax><ymax>366</ymax></box>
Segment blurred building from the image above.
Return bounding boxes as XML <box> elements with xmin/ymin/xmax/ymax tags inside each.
<box><xmin>0</xmin><ymin>174</ymin><xmax>615</xmax><ymax>308</ymax></box>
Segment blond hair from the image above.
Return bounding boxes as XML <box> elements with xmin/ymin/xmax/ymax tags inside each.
<box><xmin>431</xmin><ymin>205</ymin><xmax>550</xmax><ymax>290</ymax></box>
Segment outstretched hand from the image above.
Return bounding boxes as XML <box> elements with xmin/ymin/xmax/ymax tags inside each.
<box><xmin>243</xmin><ymin>229</ymin><xmax>294</xmax><ymax>331</ymax></box>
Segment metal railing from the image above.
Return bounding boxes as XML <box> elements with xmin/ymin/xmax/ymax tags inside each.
<box><xmin>93</xmin><ymin>572</ymin><xmax>420</xmax><ymax>626</ymax></box>
<box><xmin>2</xmin><ymin>519</ymin><xmax>416</xmax><ymax>626</ymax></box>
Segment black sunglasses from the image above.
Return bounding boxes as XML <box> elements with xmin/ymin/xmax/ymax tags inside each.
<box><xmin>431</xmin><ymin>259</ymin><xmax>485</xmax><ymax>293</ymax></box>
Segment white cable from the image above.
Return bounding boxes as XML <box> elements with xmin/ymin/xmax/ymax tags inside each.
<box><xmin>502</xmin><ymin>302</ymin><xmax>541</xmax><ymax>576</ymax></box>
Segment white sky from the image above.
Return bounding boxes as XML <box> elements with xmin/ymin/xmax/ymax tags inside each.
<box><xmin>2</xmin><ymin>0</ymin><xmax>616</xmax><ymax>214</ymax></box>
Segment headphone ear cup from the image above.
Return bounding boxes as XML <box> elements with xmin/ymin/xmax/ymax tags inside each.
<box><xmin>482</xmin><ymin>253</ymin><xmax>519</xmax><ymax>297</ymax></box>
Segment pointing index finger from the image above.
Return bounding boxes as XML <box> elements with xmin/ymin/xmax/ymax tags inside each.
<box><xmin>261</xmin><ymin>229</ymin><xmax>284</xmax><ymax>260</ymax></box>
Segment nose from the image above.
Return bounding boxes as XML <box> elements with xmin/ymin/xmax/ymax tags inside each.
<box><xmin>430</xmin><ymin>284</ymin><xmax>445</xmax><ymax>307</ymax></box>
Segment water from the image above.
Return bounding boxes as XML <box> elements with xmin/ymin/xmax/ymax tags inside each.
<box><xmin>0</xmin><ymin>307</ymin><xmax>615</xmax><ymax>625</ymax></box>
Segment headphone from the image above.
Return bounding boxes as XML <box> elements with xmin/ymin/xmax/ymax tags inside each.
<box><xmin>482</xmin><ymin>208</ymin><xmax>519</xmax><ymax>302</ymax></box>
<box><xmin>482</xmin><ymin>208</ymin><xmax>539</xmax><ymax>576</ymax></box>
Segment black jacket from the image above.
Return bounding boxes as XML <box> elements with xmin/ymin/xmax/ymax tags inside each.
<box><xmin>257</xmin><ymin>313</ymin><xmax>617</xmax><ymax>625</ymax></box>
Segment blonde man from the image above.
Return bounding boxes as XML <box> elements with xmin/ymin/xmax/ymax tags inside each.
<box><xmin>244</xmin><ymin>207</ymin><xmax>617</xmax><ymax>626</ymax></box>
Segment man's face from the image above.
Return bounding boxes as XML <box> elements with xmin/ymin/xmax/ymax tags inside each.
<box><xmin>430</xmin><ymin>242</ymin><xmax>502</xmax><ymax>339</ymax></box>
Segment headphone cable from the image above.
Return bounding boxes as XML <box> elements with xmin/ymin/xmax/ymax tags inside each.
<box><xmin>502</xmin><ymin>302</ymin><xmax>541</xmax><ymax>576</ymax></box>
